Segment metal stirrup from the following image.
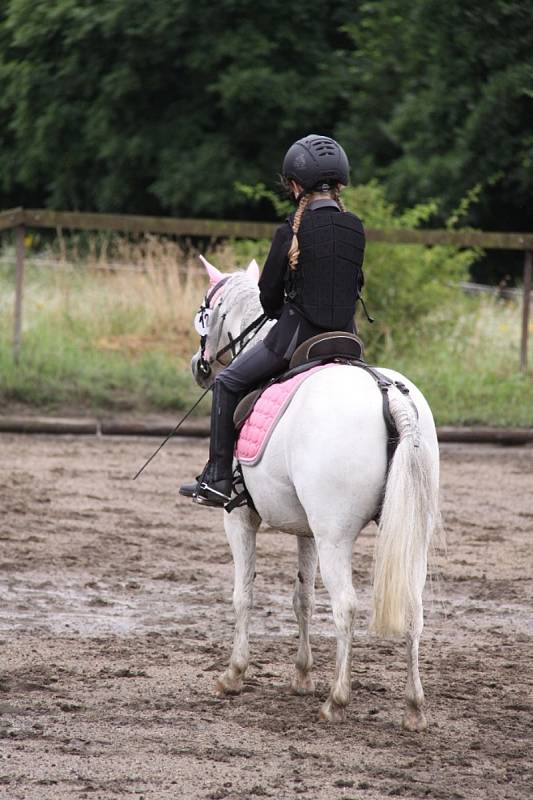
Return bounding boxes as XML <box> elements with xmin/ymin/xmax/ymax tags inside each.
<box><xmin>198</xmin><ymin>482</ymin><xmax>231</xmax><ymax>501</ymax></box>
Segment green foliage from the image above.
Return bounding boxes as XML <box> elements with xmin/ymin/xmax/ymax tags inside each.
<box><xmin>0</xmin><ymin>0</ymin><xmax>356</xmax><ymax>216</ymax></box>
<box><xmin>234</xmin><ymin>181</ymin><xmax>292</xmax><ymax>219</ymax></box>
<box><xmin>227</xmin><ymin>179</ymin><xmax>479</xmax><ymax>358</ymax></box>
<box><xmin>340</xmin><ymin>183</ymin><xmax>478</xmax><ymax>357</ymax></box>
<box><xmin>339</xmin><ymin>1</ymin><xmax>533</xmax><ymax>233</ymax></box>
<box><xmin>0</xmin><ymin>333</ymin><xmax>199</xmax><ymax>411</ymax></box>
<box><xmin>1</xmin><ymin>0</ymin><xmax>531</xmax><ymax>259</ymax></box>
<box><xmin>389</xmin><ymin>295</ymin><xmax>533</xmax><ymax>427</ymax></box>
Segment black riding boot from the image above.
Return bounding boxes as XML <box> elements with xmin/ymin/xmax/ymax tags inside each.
<box><xmin>179</xmin><ymin>380</ymin><xmax>238</xmax><ymax>507</ymax></box>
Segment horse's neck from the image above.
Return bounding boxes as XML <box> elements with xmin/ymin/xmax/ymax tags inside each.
<box><xmin>237</xmin><ymin>286</ymin><xmax>276</xmax><ymax>342</ymax></box>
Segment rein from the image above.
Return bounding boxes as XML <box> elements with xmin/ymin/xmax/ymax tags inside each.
<box><xmin>133</xmin><ymin>276</ymin><xmax>268</xmax><ymax>479</ymax></box>
<box><xmin>216</xmin><ymin>313</ymin><xmax>269</xmax><ymax>361</ymax></box>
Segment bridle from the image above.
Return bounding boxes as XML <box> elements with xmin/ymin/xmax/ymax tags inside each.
<box><xmin>196</xmin><ymin>278</ymin><xmax>268</xmax><ymax>379</ymax></box>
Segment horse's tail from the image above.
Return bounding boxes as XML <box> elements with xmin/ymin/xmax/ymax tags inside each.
<box><xmin>370</xmin><ymin>389</ymin><xmax>440</xmax><ymax>637</ymax></box>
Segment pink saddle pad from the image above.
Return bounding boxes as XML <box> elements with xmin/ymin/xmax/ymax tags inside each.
<box><xmin>235</xmin><ymin>365</ymin><xmax>332</xmax><ymax>466</ymax></box>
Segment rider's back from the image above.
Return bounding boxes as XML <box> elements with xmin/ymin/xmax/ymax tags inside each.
<box><xmin>291</xmin><ymin>208</ymin><xmax>365</xmax><ymax>329</ymax></box>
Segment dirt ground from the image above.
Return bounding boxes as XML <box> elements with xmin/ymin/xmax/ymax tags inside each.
<box><xmin>0</xmin><ymin>434</ymin><xmax>531</xmax><ymax>800</ymax></box>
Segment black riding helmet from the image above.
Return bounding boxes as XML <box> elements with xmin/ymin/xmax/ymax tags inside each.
<box><xmin>282</xmin><ymin>134</ymin><xmax>350</xmax><ymax>192</ymax></box>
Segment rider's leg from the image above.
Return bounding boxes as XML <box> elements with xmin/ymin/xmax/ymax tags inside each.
<box><xmin>194</xmin><ymin>378</ymin><xmax>238</xmax><ymax>505</ymax></box>
<box><xmin>179</xmin><ymin>342</ymin><xmax>288</xmax><ymax>506</ymax></box>
<box><xmin>179</xmin><ymin>376</ymin><xmax>239</xmax><ymax>502</ymax></box>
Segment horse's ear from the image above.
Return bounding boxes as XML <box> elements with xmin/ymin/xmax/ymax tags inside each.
<box><xmin>246</xmin><ymin>258</ymin><xmax>260</xmax><ymax>284</ymax></box>
<box><xmin>199</xmin><ymin>254</ymin><xmax>224</xmax><ymax>286</ymax></box>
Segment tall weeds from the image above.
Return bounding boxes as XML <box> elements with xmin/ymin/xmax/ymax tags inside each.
<box><xmin>0</xmin><ymin>232</ymin><xmax>530</xmax><ymax>422</ymax></box>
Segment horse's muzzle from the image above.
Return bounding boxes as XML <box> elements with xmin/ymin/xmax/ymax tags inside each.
<box><xmin>191</xmin><ymin>353</ymin><xmax>213</xmax><ymax>389</ymax></box>
<box><xmin>198</xmin><ymin>359</ymin><xmax>211</xmax><ymax>379</ymax></box>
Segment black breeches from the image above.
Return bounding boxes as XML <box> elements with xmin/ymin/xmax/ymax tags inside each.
<box><xmin>215</xmin><ymin>341</ymin><xmax>289</xmax><ymax>397</ymax></box>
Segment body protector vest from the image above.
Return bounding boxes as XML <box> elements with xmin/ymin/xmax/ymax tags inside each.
<box><xmin>286</xmin><ymin>207</ymin><xmax>366</xmax><ymax>330</ymax></box>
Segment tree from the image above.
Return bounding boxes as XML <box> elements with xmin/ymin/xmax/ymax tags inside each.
<box><xmin>0</xmin><ymin>0</ymin><xmax>356</xmax><ymax>216</ymax></box>
<box><xmin>1</xmin><ymin>0</ymin><xmax>531</xmax><ymax>277</ymax></box>
<box><xmin>339</xmin><ymin>0</ymin><xmax>533</xmax><ymax>236</ymax></box>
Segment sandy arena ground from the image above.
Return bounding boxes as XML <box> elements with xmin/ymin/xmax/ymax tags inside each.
<box><xmin>0</xmin><ymin>434</ymin><xmax>531</xmax><ymax>800</ymax></box>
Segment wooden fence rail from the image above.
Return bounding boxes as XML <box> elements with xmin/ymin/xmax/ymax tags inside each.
<box><xmin>0</xmin><ymin>207</ymin><xmax>23</xmax><ymax>232</ymax></box>
<box><xmin>1</xmin><ymin>207</ymin><xmax>531</xmax><ymax>371</ymax></box>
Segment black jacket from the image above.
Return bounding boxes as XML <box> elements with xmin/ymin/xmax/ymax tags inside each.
<box><xmin>258</xmin><ymin>202</ymin><xmax>365</xmax><ymax>358</ymax></box>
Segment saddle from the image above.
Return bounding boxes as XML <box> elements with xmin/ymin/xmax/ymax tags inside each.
<box><xmin>233</xmin><ymin>332</ymin><xmax>364</xmax><ymax>430</ymax></box>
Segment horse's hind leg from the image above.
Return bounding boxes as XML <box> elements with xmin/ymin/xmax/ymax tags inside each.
<box><xmin>291</xmin><ymin>535</ymin><xmax>318</xmax><ymax>695</ymax></box>
<box><xmin>315</xmin><ymin>534</ymin><xmax>357</xmax><ymax>723</ymax></box>
<box><xmin>216</xmin><ymin>508</ymin><xmax>261</xmax><ymax>696</ymax></box>
<box><xmin>403</xmin><ymin>604</ymin><xmax>428</xmax><ymax>731</ymax></box>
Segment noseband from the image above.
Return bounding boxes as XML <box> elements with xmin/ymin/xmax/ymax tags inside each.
<box><xmin>196</xmin><ymin>279</ymin><xmax>268</xmax><ymax>379</ymax></box>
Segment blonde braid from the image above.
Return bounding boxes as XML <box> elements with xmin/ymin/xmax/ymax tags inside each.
<box><xmin>332</xmin><ymin>185</ymin><xmax>346</xmax><ymax>212</ymax></box>
<box><xmin>287</xmin><ymin>194</ymin><xmax>311</xmax><ymax>270</ymax></box>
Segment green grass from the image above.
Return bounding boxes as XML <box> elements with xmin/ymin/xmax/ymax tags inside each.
<box><xmin>0</xmin><ymin>249</ymin><xmax>208</xmax><ymax>415</ymax></box>
<box><xmin>371</xmin><ymin>295</ymin><xmax>533</xmax><ymax>427</ymax></box>
<box><xmin>0</xmin><ymin>248</ymin><xmax>531</xmax><ymax>425</ymax></box>
<box><xmin>390</xmin><ymin>351</ymin><xmax>531</xmax><ymax>427</ymax></box>
<box><xmin>0</xmin><ymin>332</ymin><xmax>201</xmax><ymax>413</ymax></box>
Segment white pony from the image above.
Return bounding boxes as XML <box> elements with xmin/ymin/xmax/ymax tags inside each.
<box><xmin>190</xmin><ymin>256</ymin><xmax>441</xmax><ymax>730</ymax></box>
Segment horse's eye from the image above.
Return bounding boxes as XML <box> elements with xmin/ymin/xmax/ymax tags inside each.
<box><xmin>194</xmin><ymin>308</ymin><xmax>211</xmax><ymax>336</ymax></box>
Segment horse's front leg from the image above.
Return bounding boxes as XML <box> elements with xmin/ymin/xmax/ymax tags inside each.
<box><xmin>291</xmin><ymin>535</ymin><xmax>318</xmax><ymax>695</ymax></box>
<box><xmin>316</xmin><ymin>534</ymin><xmax>357</xmax><ymax>723</ymax></box>
<box><xmin>216</xmin><ymin>507</ymin><xmax>261</xmax><ymax>696</ymax></box>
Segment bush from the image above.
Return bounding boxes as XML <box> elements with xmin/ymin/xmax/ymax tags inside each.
<box><xmin>232</xmin><ymin>180</ymin><xmax>480</xmax><ymax>360</ymax></box>
<box><xmin>341</xmin><ymin>182</ymin><xmax>479</xmax><ymax>358</ymax></box>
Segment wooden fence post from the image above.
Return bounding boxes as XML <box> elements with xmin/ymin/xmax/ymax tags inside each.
<box><xmin>520</xmin><ymin>250</ymin><xmax>532</xmax><ymax>373</ymax></box>
<box><xmin>13</xmin><ymin>224</ymin><xmax>25</xmax><ymax>363</ymax></box>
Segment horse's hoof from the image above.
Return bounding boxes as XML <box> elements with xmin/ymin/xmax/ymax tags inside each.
<box><xmin>290</xmin><ymin>673</ymin><xmax>315</xmax><ymax>696</ymax></box>
<box><xmin>319</xmin><ymin>698</ymin><xmax>346</xmax><ymax>723</ymax></box>
<box><xmin>215</xmin><ymin>673</ymin><xmax>243</xmax><ymax>696</ymax></box>
<box><xmin>402</xmin><ymin>708</ymin><xmax>428</xmax><ymax>732</ymax></box>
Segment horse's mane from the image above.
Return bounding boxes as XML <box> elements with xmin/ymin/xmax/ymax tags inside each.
<box><xmin>223</xmin><ymin>273</ymin><xmax>265</xmax><ymax>330</ymax></box>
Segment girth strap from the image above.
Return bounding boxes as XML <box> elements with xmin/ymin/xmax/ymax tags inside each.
<box><xmin>354</xmin><ymin>363</ymin><xmax>414</xmax><ymax>469</ymax></box>
<box><xmin>225</xmin><ymin>463</ymin><xmax>257</xmax><ymax>514</ymax></box>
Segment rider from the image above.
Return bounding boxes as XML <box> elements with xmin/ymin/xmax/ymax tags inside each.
<box><xmin>180</xmin><ymin>134</ymin><xmax>366</xmax><ymax>507</ymax></box>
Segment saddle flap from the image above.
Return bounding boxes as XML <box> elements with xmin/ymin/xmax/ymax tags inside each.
<box><xmin>289</xmin><ymin>332</ymin><xmax>364</xmax><ymax>370</ymax></box>
<box><xmin>234</xmin><ymin>388</ymin><xmax>263</xmax><ymax>431</ymax></box>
